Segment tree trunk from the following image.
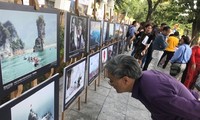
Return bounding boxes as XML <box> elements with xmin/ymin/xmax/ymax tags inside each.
<box><xmin>191</xmin><ymin>0</ymin><xmax>200</xmax><ymax>45</ymax></box>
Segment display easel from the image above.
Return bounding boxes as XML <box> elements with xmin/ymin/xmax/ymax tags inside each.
<box><xmin>10</xmin><ymin>0</ymin><xmax>55</xmax><ymax>99</ymax></box>
<box><xmin>61</xmin><ymin>1</ymin><xmax>85</xmax><ymax>119</ymax></box>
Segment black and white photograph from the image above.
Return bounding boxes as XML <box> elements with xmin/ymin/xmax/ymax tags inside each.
<box><xmin>64</xmin><ymin>12</ymin><xmax>88</xmax><ymax>61</ymax></box>
<box><xmin>63</xmin><ymin>58</ymin><xmax>86</xmax><ymax>110</ymax></box>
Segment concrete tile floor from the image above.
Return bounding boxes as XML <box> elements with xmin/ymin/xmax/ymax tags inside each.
<box><xmin>59</xmin><ymin>50</ymin><xmax>174</xmax><ymax>120</ymax></box>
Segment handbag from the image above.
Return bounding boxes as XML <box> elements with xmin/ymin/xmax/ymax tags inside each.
<box><xmin>195</xmin><ymin>73</ymin><xmax>200</xmax><ymax>91</ymax></box>
<box><xmin>170</xmin><ymin>63</ymin><xmax>181</xmax><ymax>76</ymax></box>
<box><xmin>169</xmin><ymin>45</ymin><xmax>186</xmax><ymax>76</ymax></box>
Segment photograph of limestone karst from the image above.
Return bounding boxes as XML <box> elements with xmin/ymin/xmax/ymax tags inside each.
<box><xmin>63</xmin><ymin>59</ymin><xmax>86</xmax><ymax>109</ymax></box>
<box><xmin>88</xmin><ymin>52</ymin><xmax>100</xmax><ymax>85</ymax></box>
<box><xmin>65</xmin><ymin>13</ymin><xmax>87</xmax><ymax>61</ymax></box>
<box><xmin>0</xmin><ymin>7</ymin><xmax>58</xmax><ymax>89</ymax></box>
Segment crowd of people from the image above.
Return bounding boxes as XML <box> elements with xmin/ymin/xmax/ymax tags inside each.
<box><xmin>125</xmin><ymin>21</ymin><xmax>200</xmax><ymax>91</ymax></box>
<box><xmin>104</xmin><ymin>21</ymin><xmax>200</xmax><ymax>119</ymax></box>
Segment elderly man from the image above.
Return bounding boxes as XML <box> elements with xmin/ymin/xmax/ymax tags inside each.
<box><xmin>105</xmin><ymin>54</ymin><xmax>200</xmax><ymax>120</ymax></box>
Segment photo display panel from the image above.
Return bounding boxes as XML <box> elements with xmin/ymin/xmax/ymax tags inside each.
<box><xmin>102</xmin><ymin>21</ymin><xmax>109</xmax><ymax>44</ymax></box>
<box><xmin>89</xmin><ymin>20</ymin><xmax>101</xmax><ymax>50</ymax></box>
<box><xmin>88</xmin><ymin>52</ymin><xmax>100</xmax><ymax>85</ymax></box>
<box><xmin>64</xmin><ymin>12</ymin><xmax>88</xmax><ymax>62</ymax></box>
<box><xmin>63</xmin><ymin>58</ymin><xmax>86</xmax><ymax>110</ymax></box>
<box><xmin>0</xmin><ymin>73</ymin><xmax>59</xmax><ymax>120</ymax></box>
<box><xmin>101</xmin><ymin>47</ymin><xmax>108</xmax><ymax>71</ymax></box>
<box><xmin>108</xmin><ymin>23</ymin><xmax>114</xmax><ymax>41</ymax></box>
<box><xmin>0</xmin><ymin>2</ymin><xmax>60</xmax><ymax>99</ymax></box>
<box><xmin>114</xmin><ymin>23</ymin><xmax>123</xmax><ymax>40</ymax></box>
<box><xmin>107</xmin><ymin>42</ymin><xmax>118</xmax><ymax>61</ymax></box>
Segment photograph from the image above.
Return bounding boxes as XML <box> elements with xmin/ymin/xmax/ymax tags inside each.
<box><xmin>0</xmin><ymin>3</ymin><xmax>59</xmax><ymax>98</ymax></box>
<box><xmin>88</xmin><ymin>52</ymin><xmax>100</xmax><ymax>85</ymax></box>
<box><xmin>114</xmin><ymin>23</ymin><xmax>123</xmax><ymax>40</ymax></box>
<box><xmin>63</xmin><ymin>58</ymin><xmax>86</xmax><ymax>110</ymax></box>
<box><xmin>64</xmin><ymin>12</ymin><xmax>88</xmax><ymax>61</ymax></box>
<box><xmin>101</xmin><ymin>47</ymin><xmax>108</xmax><ymax>71</ymax></box>
<box><xmin>102</xmin><ymin>21</ymin><xmax>109</xmax><ymax>44</ymax></box>
<box><xmin>108</xmin><ymin>23</ymin><xmax>114</xmax><ymax>40</ymax></box>
<box><xmin>0</xmin><ymin>74</ymin><xmax>59</xmax><ymax>120</ymax></box>
<box><xmin>107</xmin><ymin>42</ymin><xmax>118</xmax><ymax>61</ymax></box>
<box><xmin>89</xmin><ymin>20</ymin><xmax>101</xmax><ymax>50</ymax></box>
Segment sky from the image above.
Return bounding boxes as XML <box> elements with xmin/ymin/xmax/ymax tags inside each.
<box><xmin>0</xmin><ymin>9</ymin><xmax>58</xmax><ymax>50</ymax></box>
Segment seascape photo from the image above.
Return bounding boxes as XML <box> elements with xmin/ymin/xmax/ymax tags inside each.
<box><xmin>89</xmin><ymin>21</ymin><xmax>101</xmax><ymax>49</ymax></box>
<box><xmin>0</xmin><ymin>9</ymin><xmax>58</xmax><ymax>86</ymax></box>
<box><xmin>64</xmin><ymin>60</ymin><xmax>86</xmax><ymax>105</ymax></box>
<box><xmin>89</xmin><ymin>52</ymin><xmax>99</xmax><ymax>84</ymax></box>
<box><xmin>11</xmin><ymin>82</ymin><xmax>55</xmax><ymax>120</ymax></box>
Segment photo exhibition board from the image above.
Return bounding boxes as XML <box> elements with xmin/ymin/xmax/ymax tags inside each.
<box><xmin>114</xmin><ymin>23</ymin><xmax>123</xmax><ymax>40</ymax></box>
<box><xmin>0</xmin><ymin>73</ymin><xmax>59</xmax><ymax>120</ymax></box>
<box><xmin>107</xmin><ymin>42</ymin><xmax>118</xmax><ymax>61</ymax></box>
<box><xmin>89</xmin><ymin>20</ymin><xmax>101</xmax><ymax>50</ymax></box>
<box><xmin>0</xmin><ymin>2</ymin><xmax>60</xmax><ymax>98</ymax></box>
<box><xmin>88</xmin><ymin>52</ymin><xmax>100</xmax><ymax>85</ymax></box>
<box><xmin>102</xmin><ymin>21</ymin><xmax>109</xmax><ymax>44</ymax></box>
<box><xmin>63</xmin><ymin>58</ymin><xmax>86</xmax><ymax>110</ymax></box>
<box><xmin>64</xmin><ymin>12</ymin><xmax>88</xmax><ymax>62</ymax></box>
<box><xmin>108</xmin><ymin>23</ymin><xmax>115</xmax><ymax>41</ymax></box>
<box><xmin>101</xmin><ymin>47</ymin><xmax>108</xmax><ymax>72</ymax></box>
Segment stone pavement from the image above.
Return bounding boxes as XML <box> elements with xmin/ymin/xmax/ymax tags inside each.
<box><xmin>58</xmin><ymin>51</ymin><xmax>154</xmax><ymax>120</ymax></box>
<box><xmin>59</xmin><ymin>73</ymin><xmax>152</xmax><ymax>120</ymax></box>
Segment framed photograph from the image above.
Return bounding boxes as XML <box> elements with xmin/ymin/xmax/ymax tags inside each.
<box><xmin>107</xmin><ymin>42</ymin><xmax>118</xmax><ymax>61</ymax></box>
<box><xmin>108</xmin><ymin>23</ymin><xmax>115</xmax><ymax>41</ymax></box>
<box><xmin>88</xmin><ymin>52</ymin><xmax>100</xmax><ymax>85</ymax></box>
<box><xmin>101</xmin><ymin>47</ymin><xmax>108</xmax><ymax>72</ymax></box>
<box><xmin>89</xmin><ymin>20</ymin><xmax>101</xmax><ymax>50</ymax></box>
<box><xmin>102</xmin><ymin>21</ymin><xmax>109</xmax><ymax>44</ymax></box>
<box><xmin>63</xmin><ymin>58</ymin><xmax>86</xmax><ymax>110</ymax></box>
<box><xmin>64</xmin><ymin>12</ymin><xmax>88</xmax><ymax>62</ymax></box>
<box><xmin>114</xmin><ymin>23</ymin><xmax>123</xmax><ymax>40</ymax></box>
<box><xmin>0</xmin><ymin>2</ymin><xmax>60</xmax><ymax>98</ymax></box>
<box><xmin>0</xmin><ymin>73</ymin><xmax>60</xmax><ymax>120</ymax></box>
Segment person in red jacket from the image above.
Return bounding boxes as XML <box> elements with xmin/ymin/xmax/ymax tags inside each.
<box><xmin>184</xmin><ymin>39</ymin><xmax>200</xmax><ymax>89</ymax></box>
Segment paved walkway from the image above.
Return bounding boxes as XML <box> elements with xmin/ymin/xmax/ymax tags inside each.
<box><xmin>58</xmin><ymin>51</ymin><xmax>154</xmax><ymax>120</ymax></box>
